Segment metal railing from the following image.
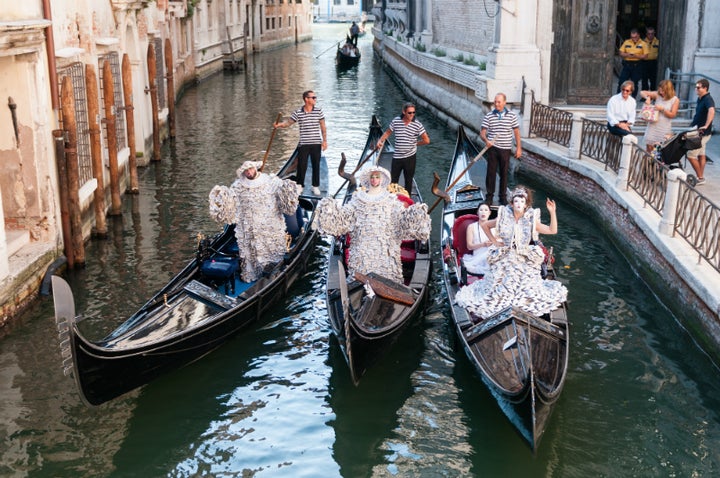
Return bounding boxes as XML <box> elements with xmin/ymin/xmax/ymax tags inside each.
<box><xmin>665</xmin><ymin>69</ymin><xmax>720</xmax><ymax>122</ymax></box>
<box><xmin>529</xmin><ymin>100</ymin><xmax>573</xmax><ymax>148</ymax></box>
<box><xmin>674</xmin><ymin>180</ymin><xmax>720</xmax><ymax>273</ymax></box>
<box><xmin>579</xmin><ymin>118</ymin><xmax>622</xmax><ymax>172</ymax></box>
<box><xmin>626</xmin><ymin>144</ymin><xmax>667</xmax><ymax>214</ymax></box>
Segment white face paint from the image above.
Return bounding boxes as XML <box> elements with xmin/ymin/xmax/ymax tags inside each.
<box><xmin>477</xmin><ymin>204</ymin><xmax>491</xmax><ymax>221</ymax></box>
<box><xmin>243</xmin><ymin>167</ymin><xmax>257</xmax><ymax>179</ymax></box>
<box><xmin>512</xmin><ymin>196</ymin><xmax>526</xmax><ymax>212</ymax></box>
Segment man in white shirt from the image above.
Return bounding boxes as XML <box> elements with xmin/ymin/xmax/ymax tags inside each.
<box><xmin>607</xmin><ymin>80</ymin><xmax>637</xmax><ymax>137</ymax></box>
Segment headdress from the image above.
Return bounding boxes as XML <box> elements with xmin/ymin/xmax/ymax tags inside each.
<box><xmin>358</xmin><ymin>165</ymin><xmax>391</xmax><ymax>189</ymax></box>
<box><xmin>236</xmin><ymin>161</ymin><xmax>263</xmax><ymax>177</ymax></box>
<box><xmin>511</xmin><ymin>187</ymin><xmax>528</xmax><ymax>200</ymax></box>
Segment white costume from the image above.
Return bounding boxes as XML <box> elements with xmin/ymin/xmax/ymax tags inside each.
<box><xmin>209</xmin><ymin>161</ymin><xmax>299</xmax><ymax>282</ymax></box>
<box><xmin>314</xmin><ymin>166</ymin><xmax>431</xmax><ymax>284</ymax></box>
<box><xmin>462</xmin><ymin>222</ymin><xmax>491</xmax><ymax>275</ymax></box>
<box><xmin>455</xmin><ymin>204</ymin><xmax>567</xmax><ymax>318</ymax></box>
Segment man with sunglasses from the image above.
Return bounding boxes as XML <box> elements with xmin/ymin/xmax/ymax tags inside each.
<box><xmin>606</xmin><ymin>80</ymin><xmax>637</xmax><ymax>137</ymax></box>
<box><xmin>275</xmin><ymin>90</ymin><xmax>327</xmax><ymax>195</ymax></box>
<box><xmin>687</xmin><ymin>78</ymin><xmax>715</xmax><ymax>185</ymax></box>
<box><xmin>377</xmin><ymin>102</ymin><xmax>431</xmax><ymax>194</ymax></box>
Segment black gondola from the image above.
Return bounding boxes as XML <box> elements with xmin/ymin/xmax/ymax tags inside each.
<box><xmin>51</xmin><ymin>149</ymin><xmax>328</xmax><ymax>406</ymax></box>
<box><xmin>325</xmin><ymin>116</ymin><xmax>432</xmax><ymax>385</ymax></box>
<box><xmin>438</xmin><ymin>125</ymin><xmax>569</xmax><ymax>452</ymax></box>
<box><xmin>336</xmin><ymin>41</ymin><xmax>361</xmax><ymax>68</ymax></box>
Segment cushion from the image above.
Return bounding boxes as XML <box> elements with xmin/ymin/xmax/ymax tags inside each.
<box><xmin>452</xmin><ymin>214</ymin><xmax>479</xmax><ymax>259</ymax></box>
<box><xmin>201</xmin><ymin>256</ymin><xmax>238</xmax><ymax>279</ymax></box>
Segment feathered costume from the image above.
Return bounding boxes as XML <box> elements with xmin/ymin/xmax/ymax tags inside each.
<box><xmin>455</xmin><ymin>203</ymin><xmax>567</xmax><ymax>317</ymax></box>
<box><xmin>209</xmin><ymin>161</ymin><xmax>299</xmax><ymax>282</ymax></box>
<box><xmin>313</xmin><ymin>166</ymin><xmax>430</xmax><ymax>284</ymax></box>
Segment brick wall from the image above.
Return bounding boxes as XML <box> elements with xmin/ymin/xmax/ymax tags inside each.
<box><xmin>432</xmin><ymin>2</ymin><xmax>494</xmax><ymax>54</ymax></box>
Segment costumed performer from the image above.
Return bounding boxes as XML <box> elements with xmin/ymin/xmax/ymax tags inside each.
<box><xmin>455</xmin><ymin>186</ymin><xmax>567</xmax><ymax>318</ymax></box>
<box><xmin>313</xmin><ymin>165</ymin><xmax>431</xmax><ymax>284</ymax></box>
<box><xmin>462</xmin><ymin>203</ymin><xmax>496</xmax><ymax>276</ymax></box>
<box><xmin>208</xmin><ymin>160</ymin><xmax>299</xmax><ymax>282</ymax></box>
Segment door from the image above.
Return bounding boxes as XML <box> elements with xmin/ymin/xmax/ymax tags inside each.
<box><xmin>551</xmin><ymin>0</ymin><xmax>617</xmax><ymax>104</ymax></box>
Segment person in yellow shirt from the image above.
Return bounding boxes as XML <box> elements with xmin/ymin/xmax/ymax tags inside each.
<box><xmin>642</xmin><ymin>27</ymin><xmax>659</xmax><ymax>91</ymax></box>
<box><xmin>617</xmin><ymin>28</ymin><xmax>648</xmax><ymax>98</ymax></box>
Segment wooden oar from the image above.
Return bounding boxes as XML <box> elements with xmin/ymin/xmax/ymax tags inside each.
<box><xmin>331</xmin><ymin>145</ymin><xmax>380</xmax><ymax>198</ymax></box>
<box><xmin>259</xmin><ymin>112</ymin><xmax>283</xmax><ymax>172</ymax></box>
<box><xmin>315</xmin><ymin>41</ymin><xmax>341</xmax><ymax>59</ymax></box>
<box><xmin>428</xmin><ymin>145</ymin><xmax>490</xmax><ymax>213</ymax></box>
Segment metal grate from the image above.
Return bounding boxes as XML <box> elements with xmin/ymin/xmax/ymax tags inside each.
<box><xmin>99</xmin><ymin>52</ymin><xmax>127</xmax><ymax>151</ymax></box>
<box><xmin>57</xmin><ymin>62</ymin><xmax>93</xmax><ymax>185</ymax></box>
<box><xmin>155</xmin><ymin>37</ymin><xmax>166</xmax><ymax>110</ymax></box>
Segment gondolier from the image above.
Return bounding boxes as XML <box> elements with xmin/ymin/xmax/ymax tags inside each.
<box><xmin>209</xmin><ymin>160</ymin><xmax>299</xmax><ymax>282</ymax></box>
<box><xmin>376</xmin><ymin>103</ymin><xmax>430</xmax><ymax>195</ymax></box>
<box><xmin>274</xmin><ymin>90</ymin><xmax>327</xmax><ymax>195</ymax></box>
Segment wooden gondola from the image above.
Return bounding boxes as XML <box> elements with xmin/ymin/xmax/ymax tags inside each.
<box><xmin>325</xmin><ymin>115</ymin><xmax>432</xmax><ymax>385</ymax></box>
<box><xmin>438</xmin><ymin>125</ymin><xmax>569</xmax><ymax>452</ymax></box>
<box><xmin>335</xmin><ymin>41</ymin><xmax>361</xmax><ymax>68</ymax></box>
<box><xmin>51</xmin><ymin>149</ymin><xmax>328</xmax><ymax>406</ymax></box>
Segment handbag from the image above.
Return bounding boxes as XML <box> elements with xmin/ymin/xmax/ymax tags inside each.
<box><xmin>681</xmin><ymin>130</ymin><xmax>702</xmax><ymax>150</ymax></box>
<box><xmin>641</xmin><ymin>103</ymin><xmax>659</xmax><ymax>123</ymax></box>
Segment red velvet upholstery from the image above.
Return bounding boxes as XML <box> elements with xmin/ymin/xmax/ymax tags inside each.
<box><xmin>398</xmin><ymin>195</ymin><xmax>416</xmax><ymax>263</ymax></box>
<box><xmin>452</xmin><ymin>214</ymin><xmax>479</xmax><ymax>260</ymax></box>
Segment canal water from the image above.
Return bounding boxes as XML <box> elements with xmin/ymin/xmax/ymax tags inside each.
<box><xmin>2</xmin><ymin>24</ymin><xmax>720</xmax><ymax>477</ymax></box>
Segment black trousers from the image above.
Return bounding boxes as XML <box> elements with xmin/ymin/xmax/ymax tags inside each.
<box><xmin>296</xmin><ymin>144</ymin><xmax>321</xmax><ymax>187</ymax></box>
<box><xmin>391</xmin><ymin>154</ymin><xmax>416</xmax><ymax>194</ymax></box>
<box><xmin>486</xmin><ymin>147</ymin><xmax>510</xmax><ymax>205</ymax></box>
<box><xmin>642</xmin><ymin>59</ymin><xmax>658</xmax><ymax>91</ymax></box>
<box><xmin>617</xmin><ymin>61</ymin><xmax>642</xmax><ymax>97</ymax></box>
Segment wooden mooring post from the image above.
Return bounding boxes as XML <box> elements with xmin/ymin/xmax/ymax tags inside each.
<box><xmin>122</xmin><ymin>54</ymin><xmax>139</xmax><ymax>193</ymax></box>
<box><xmin>60</xmin><ymin>75</ymin><xmax>85</xmax><ymax>267</ymax></box>
<box><xmin>84</xmin><ymin>64</ymin><xmax>107</xmax><ymax>237</ymax></box>
<box><xmin>165</xmin><ymin>38</ymin><xmax>176</xmax><ymax>138</ymax></box>
<box><xmin>102</xmin><ymin>60</ymin><xmax>122</xmax><ymax>216</ymax></box>
<box><xmin>147</xmin><ymin>43</ymin><xmax>161</xmax><ymax>161</ymax></box>
<box><xmin>53</xmin><ymin>129</ymin><xmax>75</xmax><ymax>268</ymax></box>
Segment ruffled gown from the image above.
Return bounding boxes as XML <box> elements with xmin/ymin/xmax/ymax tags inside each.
<box><xmin>455</xmin><ymin>205</ymin><xmax>567</xmax><ymax>318</ymax></box>
<box><xmin>314</xmin><ymin>189</ymin><xmax>431</xmax><ymax>284</ymax></box>
<box><xmin>462</xmin><ymin>222</ymin><xmax>491</xmax><ymax>275</ymax></box>
<box><xmin>209</xmin><ymin>173</ymin><xmax>298</xmax><ymax>282</ymax></box>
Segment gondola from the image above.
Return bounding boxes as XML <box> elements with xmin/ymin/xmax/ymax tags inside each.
<box><xmin>437</xmin><ymin>125</ymin><xmax>569</xmax><ymax>452</ymax></box>
<box><xmin>325</xmin><ymin>115</ymin><xmax>432</xmax><ymax>385</ymax></box>
<box><xmin>51</xmin><ymin>149</ymin><xmax>328</xmax><ymax>406</ymax></box>
<box><xmin>336</xmin><ymin>41</ymin><xmax>361</xmax><ymax>68</ymax></box>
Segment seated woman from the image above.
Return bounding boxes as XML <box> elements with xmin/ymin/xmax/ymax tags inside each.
<box><xmin>462</xmin><ymin>203</ymin><xmax>494</xmax><ymax>276</ymax></box>
<box><xmin>455</xmin><ymin>186</ymin><xmax>567</xmax><ymax>318</ymax></box>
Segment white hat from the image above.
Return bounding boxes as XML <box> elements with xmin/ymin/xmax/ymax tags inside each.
<box><xmin>236</xmin><ymin>161</ymin><xmax>263</xmax><ymax>177</ymax></box>
<box><xmin>358</xmin><ymin>165</ymin><xmax>391</xmax><ymax>189</ymax></box>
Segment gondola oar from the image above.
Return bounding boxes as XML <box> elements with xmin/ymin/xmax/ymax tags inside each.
<box><xmin>316</xmin><ymin>41</ymin><xmax>341</xmax><ymax>59</ymax></box>
<box><xmin>428</xmin><ymin>145</ymin><xmax>490</xmax><ymax>213</ymax></box>
<box><xmin>331</xmin><ymin>145</ymin><xmax>380</xmax><ymax>198</ymax></box>
<box><xmin>259</xmin><ymin>112</ymin><xmax>283</xmax><ymax>172</ymax></box>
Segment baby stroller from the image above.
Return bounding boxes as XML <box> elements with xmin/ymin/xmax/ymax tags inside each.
<box><xmin>655</xmin><ymin>129</ymin><xmax>702</xmax><ymax>185</ymax></box>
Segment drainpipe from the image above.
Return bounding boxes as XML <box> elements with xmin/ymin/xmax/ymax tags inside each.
<box><xmin>42</xmin><ymin>0</ymin><xmax>59</xmax><ymax>111</ymax></box>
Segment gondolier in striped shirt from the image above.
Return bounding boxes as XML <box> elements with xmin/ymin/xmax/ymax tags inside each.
<box><xmin>480</xmin><ymin>93</ymin><xmax>522</xmax><ymax>206</ymax></box>
<box><xmin>376</xmin><ymin>102</ymin><xmax>430</xmax><ymax>194</ymax></box>
<box><xmin>275</xmin><ymin>90</ymin><xmax>327</xmax><ymax>195</ymax></box>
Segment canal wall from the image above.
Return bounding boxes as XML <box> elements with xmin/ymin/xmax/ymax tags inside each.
<box><xmin>374</xmin><ymin>37</ymin><xmax>720</xmax><ymax>362</ymax></box>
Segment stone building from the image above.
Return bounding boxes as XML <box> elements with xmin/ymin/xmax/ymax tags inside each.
<box><xmin>0</xmin><ymin>0</ymin><xmax>313</xmax><ymax>324</ymax></box>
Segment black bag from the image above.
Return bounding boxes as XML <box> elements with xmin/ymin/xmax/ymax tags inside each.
<box><xmin>681</xmin><ymin>130</ymin><xmax>702</xmax><ymax>150</ymax></box>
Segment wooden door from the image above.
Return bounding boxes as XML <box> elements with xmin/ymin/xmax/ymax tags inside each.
<box><xmin>551</xmin><ymin>0</ymin><xmax>617</xmax><ymax>104</ymax></box>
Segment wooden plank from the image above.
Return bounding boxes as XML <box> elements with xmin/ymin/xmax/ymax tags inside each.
<box><xmin>354</xmin><ymin>272</ymin><xmax>414</xmax><ymax>306</ymax></box>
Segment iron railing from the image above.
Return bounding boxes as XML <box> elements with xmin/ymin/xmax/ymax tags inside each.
<box><xmin>626</xmin><ymin>144</ymin><xmax>667</xmax><ymax>214</ymax></box>
<box><xmin>580</xmin><ymin>118</ymin><xmax>622</xmax><ymax>173</ymax></box>
<box><xmin>674</xmin><ymin>180</ymin><xmax>720</xmax><ymax>273</ymax></box>
<box><xmin>57</xmin><ymin>62</ymin><xmax>93</xmax><ymax>185</ymax></box>
<box><xmin>529</xmin><ymin>100</ymin><xmax>573</xmax><ymax>148</ymax></box>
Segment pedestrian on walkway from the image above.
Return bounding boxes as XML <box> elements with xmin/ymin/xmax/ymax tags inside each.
<box><xmin>617</xmin><ymin>28</ymin><xmax>648</xmax><ymax>97</ymax></box>
<box><xmin>607</xmin><ymin>81</ymin><xmax>637</xmax><ymax>137</ymax></box>
<box><xmin>274</xmin><ymin>90</ymin><xmax>327</xmax><ymax>195</ymax></box>
<box><xmin>640</xmin><ymin>79</ymin><xmax>679</xmax><ymax>153</ymax></box>
<box><xmin>687</xmin><ymin>78</ymin><xmax>715</xmax><ymax>185</ymax></box>
<box><xmin>376</xmin><ymin>102</ymin><xmax>431</xmax><ymax>194</ymax></box>
<box><xmin>480</xmin><ymin>93</ymin><xmax>522</xmax><ymax>205</ymax></box>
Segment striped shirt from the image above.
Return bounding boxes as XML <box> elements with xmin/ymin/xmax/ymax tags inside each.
<box><xmin>481</xmin><ymin>109</ymin><xmax>519</xmax><ymax>150</ymax></box>
<box><xmin>290</xmin><ymin>106</ymin><xmax>325</xmax><ymax>145</ymax></box>
<box><xmin>389</xmin><ymin>116</ymin><xmax>427</xmax><ymax>159</ymax></box>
